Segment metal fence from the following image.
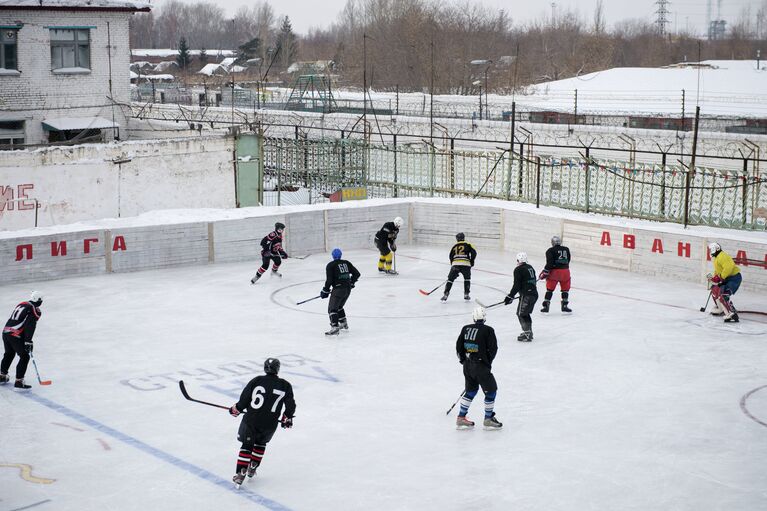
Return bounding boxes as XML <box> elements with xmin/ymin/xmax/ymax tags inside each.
<box><xmin>259</xmin><ymin>134</ymin><xmax>766</xmax><ymax>230</ymax></box>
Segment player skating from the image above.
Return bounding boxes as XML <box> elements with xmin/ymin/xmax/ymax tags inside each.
<box><xmin>707</xmin><ymin>242</ymin><xmax>742</xmax><ymax>323</ymax></box>
<box><xmin>455</xmin><ymin>306</ymin><xmax>502</xmax><ymax>430</ymax></box>
<box><xmin>228</xmin><ymin>358</ymin><xmax>296</xmax><ymax>488</ymax></box>
<box><xmin>504</xmin><ymin>253</ymin><xmax>539</xmax><ymax>342</ymax></box>
<box><xmin>251</xmin><ymin>222</ymin><xmax>289</xmax><ymax>284</ymax></box>
<box><xmin>374</xmin><ymin>216</ymin><xmax>403</xmax><ymax>274</ymax></box>
<box><xmin>321</xmin><ymin>248</ymin><xmax>361</xmax><ymax>335</ymax></box>
<box><xmin>1</xmin><ymin>291</ymin><xmax>43</xmax><ymax>389</ymax></box>
<box><xmin>540</xmin><ymin>235</ymin><xmax>572</xmax><ymax>313</ymax></box>
<box><xmin>441</xmin><ymin>233</ymin><xmax>477</xmax><ymax>302</ymax></box>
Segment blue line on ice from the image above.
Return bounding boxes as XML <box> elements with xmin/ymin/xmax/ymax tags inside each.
<box><xmin>21</xmin><ymin>392</ymin><xmax>294</xmax><ymax>511</ymax></box>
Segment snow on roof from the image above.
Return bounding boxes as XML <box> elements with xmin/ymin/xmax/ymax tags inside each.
<box><xmin>197</xmin><ymin>63</ymin><xmax>223</xmax><ymax>76</ymax></box>
<box><xmin>0</xmin><ymin>0</ymin><xmax>150</xmax><ymax>10</ymax></box>
<box><xmin>220</xmin><ymin>57</ymin><xmax>236</xmax><ymax>68</ymax></box>
<box><xmin>229</xmin><ymin>65</ymin><xmax>246</xmax><ymax>73</ymax></box>
<box><xmin>143</xmin><ymin>74</ymin><xmax>174</xmax><ymax>81</ymax></box>
<box><xmin>153</xmin><ymin>61</ymin><xmax>179</xmax><ymax>72</ymax></box>
<box><xmin>129</xmin><ymin>70</ymin><xmax>138</xmax><ymax>79</ymax></box>
<box><xmin>42</xmin><ymin>116</ymin><xmax>118</xmax><ymax>131</ymax></box>
<box><xmin>132</xmin><ymin>49</ymin><xmax>236</xmax><ymax>58</ymax></box>
<box><xmin>525</xmin><ymin>60</ymin><xmax>767</xmax><ymax>118</ymax></box>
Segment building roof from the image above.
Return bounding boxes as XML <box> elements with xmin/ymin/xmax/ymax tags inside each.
<box><xmin>0</xmin><ymin>1</ymin><xmax>150</xmax><ymax>10</ymax></box>
<box><xmin>132</xmin><ymin>49</ymin><xmax>236</xmax><ymax>58</ymax></box>
<box><xmin>42</xmin><ymin>116</ymin><xmax>118</xmax><ymax>131</ymax></box>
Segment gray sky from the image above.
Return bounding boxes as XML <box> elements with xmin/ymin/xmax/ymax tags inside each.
<box><xmin>155</xmin><ymin>0</ymin><xmax>764</xmax><ymax>36</ymax></box>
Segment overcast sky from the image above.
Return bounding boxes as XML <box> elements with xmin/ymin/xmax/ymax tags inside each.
<box><xmin>155</xmin><ymin>0</ymin><xmax>764</xmax><ymax>36</ymax></box>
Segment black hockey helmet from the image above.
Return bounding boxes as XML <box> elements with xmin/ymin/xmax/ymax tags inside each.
<box><xmin>275</xmin><ymin>222</ymin><xmax>285</xmax><ymax>232</ymax></box>
<box><xmin>456</xmin><ymin>232</ymin><xmax>465</xmax><ymax>242</ymax></box>
<box><xmin>264</xmin><ymin>358</ymin><xmax>281</xmax><ymax>375</ymax></box>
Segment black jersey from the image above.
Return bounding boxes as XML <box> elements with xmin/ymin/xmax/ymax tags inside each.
<box><xmin>234</xmin><ymin>374</ymin><xmax>296</xmax><ymax>431</ymax></box>
<box><xmin>261</xmin><ymin>231</ymin><xmax>286</xmax><ymax>257</ymax></box>
<box><xmin>374</xmin><ymin>222</ymin><xmax>399</xmax><ymax>246</ymax></box>
<box><xmin>449</xmin><ymin>241</ymin><xmax>476</xmax><ymax>267</ymax></box>
<box><xmin>545</xmin><ymin>245</ymin><xmax>571</xmax><ymax>270</ymax></box>
<box><xmin>456</xmin><ymin>321</ymin><xmax>498</xmax><ymax>367</ymax></box>
<box><xmin>323</xmin><ymin>259</ymin><xmax>361</xmax><ymax>291</ymax></box>
<box><xmin>509</xmin><ymin>262</ymin><xmax>538</xmax><ymax>298</ymax></box>
<box><xmin>3</xmin><ymin>301</ymin><xmax>41</xmax><ymax>342</ymax></box>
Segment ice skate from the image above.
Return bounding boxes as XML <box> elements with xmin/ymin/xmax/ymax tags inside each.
<box><xmin>561</xmin><ymin>302</ymin><xmax>572</xmax><ymax>313</ymax></box>
<box><xmin>339</xmin><ymin>319</ymin><xmax>349</xmax><ymax>331</ymax></box>
<box><xmin>540</xmin><ymin>301</ymin><xmax>550</xmax><ymax>313</ymax></box>
<box><xmin>455</xmin><ymin>415</ymin><xmax>475</xmax><ymax>429</ymax></box>
<box><xmin>325</xmin><ymin>325</ymin><xmax>340</xmax><ymax>336</ymax></box>
<box><xmin>517</xmin><ymin>331</ymin><xmax>533</xmax><ymax>342</ymax></box>
<box><xmin>271</xmin><ymin>270</ymin><xmax>282</xmax><ymax>278</ymax></box>
<box><xmin>483</xmin><ymin>413</ymin><xmax>503</xmax><ymax>430</ymax></box>
<box><xmin>0</xmin><ymin>373</ymin><xmax>8</xmax><ymax>385</ymax></box>
<box><xmin>464</xmin><ymin>293</ymin><xmax>471</xmax><ymax>301</ymax></box>
<box><xmin>247</xmin><ymin>461</ymin><xmax>258</xmax><ymax>479</ymax></box>
<box><xmin>233</xmin><ymin>470</ymin><xmax>246</xmax><ymax>488</ymax></box>
<box><xmin>709</xmin><ymin>304</ymin><xmax>724</xmax><ymax>316</ymax></box>
<box><xmin>14</xmin><ymin>379</ymin><xmax>31</xmax><ymax>390</ymax></box>
<box><xmin>385</xmin><ymin>269</ymin><xmax>398</xmax><ymax>275</ymax></box>
<box><xmin>378</xmin><ymin>267</ymin><xmax>387</xmax><ymax>274</ymax></box>
<box><xmin>724</xmin><ymin>312</ymin><xmax>739</xmax><ymax>323</ymax></box>
<box><xmin>250</xmin><ymin>273</ymin><xmax>261</xmax><ymax>285</ymax></box>
<box><xmin>441</xmin><ymin>293</ymin><xmax>449</xmax><ymax>302</ymax></box>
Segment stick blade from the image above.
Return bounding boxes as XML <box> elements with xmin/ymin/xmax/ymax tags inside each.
<box><xmin>179</xmin><ymin>380</ymin><xmax>192</xmax><ymax>400</ymax></box>
<box><xmin>39</xmin><ymin>380</ymin><xmax>52</xmax><ymax>385</ymax></box>
<box><xmin>418</xmin><ymin>289</ymin><xmax>431</xmax><ymax>296</ymax></box>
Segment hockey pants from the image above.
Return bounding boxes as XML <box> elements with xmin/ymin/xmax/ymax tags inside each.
<box><xmin>1</xmin><ymin>333</ymin><xmax>30</xmax><ymax>380</ymax></box>
<box><xmin>516</xmin><ymin>294</ymin><xmax>538</xmax><ymax>333</ymax></box>
<box><xmin>328</xmin><ymin>287</ymin><xmax>351</xmax><ymax>326</ymax></box>
<box><xmin>544</xmin><ymin>268</ymin><xmax>571</xmax><ymax>306</ymax></box>
<box><xmin>235</xmin><ymin>421</ymin><xmax>276</xmax><ymax>474</ymax></box>
<box><xmin>257</xmin><ymin>254</ymin><xmax>282</xmax><ymax>276</ymax></box>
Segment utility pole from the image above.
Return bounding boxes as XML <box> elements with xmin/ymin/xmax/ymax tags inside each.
<box><xmin>655</xmin><ymin>0</ymin><xmax>671</xmax><ymax>36</ymax></box>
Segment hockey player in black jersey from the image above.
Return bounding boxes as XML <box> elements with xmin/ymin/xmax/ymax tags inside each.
<box><xmin>455</xmin><ymin>306</ymin><xmax>502</xmax><ymax>430</ymax></box>
<box><xmin>229</xmin><ymin>357</ymin><xmax>296</xmax><ymax>487</ymax></box>
<box><xmin>2</xmin><ymin>291</ymin><xmax>43</xmax><ymax>389</ymax></box>
<box><xmin>504</xmin><ymin>252</ymin><xmax>539</xmax><ymax>342</ymax></box>
<box><xmin>374</xmin><ymin>216</ymin><xmax>403</xmax><ymax>274</ymax></box>
<box><xmin>540</xmin><ymin>235</ymin><xmax>572</xmax><ymax>313</ymax></box>
<box><xmin>441</xmin><ymin>232</ymin><xmax>477</xmax><ymax>302</ymax></box>
<box><xmin>251</xmin><ymin>222</ymin><xmax>289</xmax><ymax>284</ymax></box>
<box><xmin>321</xmin><ymin>248</ymin><xmax>361</xmax><ymax>335</ymax></box>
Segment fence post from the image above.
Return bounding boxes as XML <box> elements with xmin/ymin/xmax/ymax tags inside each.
<box><xmin>585</xmin><ymin>147</ymin><xmax>591</xmax><ymax>214</ymax></box>
<box><xmin>536</xmin><ymin>156</ymin><xmax>541</xmax><ymax>208</ymax></box>
<box><xmin>449</xmin><ymin>138</ymin><xmax>455</xmax><ymax>197</ymax></box>
<box><xmin>742</xmin><ymin>159</ymin><xmax>749</xmax><ymax>227</ymax></box>
<box><xmin>660</xmin><ymin>152</ymin><xmax>667</xmax><ymax>217</ymax></box>
<box><xmin>685</xmin><ymin>106</ymin><xmax>701</xmax><ymax>228</ymax></box>
<box><xmin>393</xmin><ymin>134</ymin><xmax>398</xmax><ymax>198</ymax></box>
<box><xmin>517</xmin><ymin>142</ymin><xmax>524</xmax><ymax>198</ymax></box>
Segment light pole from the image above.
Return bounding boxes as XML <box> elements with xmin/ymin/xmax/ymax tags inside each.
<box><xmin>472</xmin><ymin>80</ymin><xmax>482</xmax><ymax>120</ymax></box>
<box><xmin>470</xmin><ymin>59</ymin><xmax>492</xmax><ymax>121</ymax></box>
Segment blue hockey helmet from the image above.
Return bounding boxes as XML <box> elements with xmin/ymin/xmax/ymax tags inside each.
<box><xmin>332</xmin><ymin>248</ymin><xmax>343</xmax><ymax>260</ymax></box>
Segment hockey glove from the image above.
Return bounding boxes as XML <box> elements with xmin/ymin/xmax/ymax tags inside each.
<box><xmin>539</xmin><ymin>269</ymin><xmax>550</xmax><ymax>280</ymax></box>
<box><xmin>229</xmin><ymin>406</ymin><xmax>241</xmax><ymax>417</ymax></box>
<box><xmin>503</xmin><ymin>294</ymin><xmax>514</xmax><ymax>305</ymax></box>
<box><xmin>24</xmin><ymin>341</ymin><xmax>33</xmax><ymax>353</ymax></box>
<box><xmin>711</xmin><ymin>275</ymin><xmax>722</xmax><ymax>285</ymax></box>
<box><xmin>281</xmin><ymin>416</ymin><xmax>293</xmax><ymax>429</ymax></box>
<box><xmin>350</xmin><ymin>281</ymin><xmax>356</xmax><ymax>289</ymax></box>
<box><xmin>390</xmin><ymin>242</ymin><xmax>397</xmax><ymax>252</ymax></box>
<box><xmin>280</xmin><ymin>251</ymin><xmax>289</xmax><ymax>259</ymax></box>
<box><xmin>320</xmin><ymin>289</ymin><xmax>330</xmax><ymax>299</ymax></box>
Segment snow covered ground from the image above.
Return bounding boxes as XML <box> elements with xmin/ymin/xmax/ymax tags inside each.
<box><xmin>2</xmin><ymin>245</ymin><xmax>767</xmax><ymax>511</ymax></box>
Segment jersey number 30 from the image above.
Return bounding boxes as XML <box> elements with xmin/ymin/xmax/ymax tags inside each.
<box><xmin>250</xmin><ymin>386</ymin><xmax>286</xmax><ymax>412</ymax></box>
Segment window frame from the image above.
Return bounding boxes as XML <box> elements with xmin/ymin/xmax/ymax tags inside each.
<box><xmin>50</xmin><ymin>28</ymin><xmax>91</xmax><ymax>70</ymax></box>
<box><xmin>0</xmin><ymin>28</ymin><xmax>18</xmax><ymax>70</ymax></box>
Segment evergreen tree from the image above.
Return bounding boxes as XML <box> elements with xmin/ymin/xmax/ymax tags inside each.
<box><xmin>199</xmin><ymin>47</ymin><xmax>208</xmax><ymax>67</ymax></box>
<box><xmin>276</xmin><ymin>16</ymin><xmax>298</xmax><ymax>68</ymax></box>
<box><xmin>176</xmin><ymin>37</ymin><xmax>191</xmax><ymax>70</ymax></box>
<box><xmin>235</xmin><ymin>37</ymin><xmax>261</xmax><ymax>66</ymax></box>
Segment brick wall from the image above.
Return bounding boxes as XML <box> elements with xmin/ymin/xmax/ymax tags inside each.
<box><xmin>0</xmin><ymin>9</ymin><xmax>134</xmax><ymax>144</ymax></box>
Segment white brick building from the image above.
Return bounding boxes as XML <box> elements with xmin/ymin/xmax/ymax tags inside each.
<box><xmin>0</xmin><ymin>1</ymin><xmax>150</xmax><ymax>148</ymax></box>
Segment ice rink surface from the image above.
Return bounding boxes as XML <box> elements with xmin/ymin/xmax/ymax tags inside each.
<box><xmin>2</xmin><ymin>246</ymin><xmax>767</xmax><ymax>511</ymax></box>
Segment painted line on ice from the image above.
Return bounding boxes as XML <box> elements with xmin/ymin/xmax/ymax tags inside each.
<box><xmin>740</xmin><ymin>384</ymin><xmax>767</xmax><ymax>429</ymax></box>
<box><xmin>9</xmin><ymin>499</ymin><xmax>52</xmax><ymax>511</ymax></box>
<box><xmin>21</xmin><ymin>393</ymin><xmax>294</xmax><ymax>511</ymax></box>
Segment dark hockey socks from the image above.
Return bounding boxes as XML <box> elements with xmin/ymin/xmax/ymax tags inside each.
<box><xmin>236</xmin><ymin>448</ymin><xmax>252</xmax><ymax>475</ymax></box>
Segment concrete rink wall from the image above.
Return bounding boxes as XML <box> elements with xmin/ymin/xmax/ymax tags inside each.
<box><xmin>0</xmin><ymin>198</ymin><xmax>764</xmax><ymax>293</ymax></box>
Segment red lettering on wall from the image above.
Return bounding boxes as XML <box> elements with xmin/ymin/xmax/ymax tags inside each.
<box><xmin>600</xmin><ymin>231</ymin><xmax>611</xmax><ymax>246</ymax></box>
<box><xmin>651</xmin><ymin>238</ymin><xmax>664</xmax><ymax>254</ymax></box>
<box><xmin>677</xmin><ymin>242</ymin><xmax>691</xmax><ymax>258</ymax></box>
<box><xmin>112</xmin><ymin>235</ymin><xmax>126</xmax><ymax>252</ymax></box>
<box><xmin>51</xmin><ymin>241</ymin><xmax>67</xmax><ymax>257</ymax></box>
<box><xmin>17</xmin><ymin>184</ymin><xmax>34</xmax><ymax>210</ymax></box>
<box><xmin>0</xmin><ymin>186</ymin><xmax>13</xmax><ymax>211</ymax></box>
<box><xmin>84</xmin><ymin>238</ymin><xmax>99</xmax><ymax>254</ymax></box>
<box><xmin>15</xmin><ymin>244</ymin><xmax>32</xmax><ymax>260</ymax></box>
<box><xmin>706</xmin><ymin>248</ymin><xmax>711</xmax><ymax>261</ymax></box>
<box><xmin>735</xmin><ymin>250</ymin><xmax>748</xmax><ymax>266</ymax></box>
<box><xmin>623</xmin><ymin>234</ymin><xmax>635</xmax><ymax>249</ymax></box>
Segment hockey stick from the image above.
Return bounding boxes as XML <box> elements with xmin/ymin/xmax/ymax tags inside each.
<box><xmin>474</xmin><ymin>298</ymin><xmax>511</xmax><ymax>309</ymax></box>
<box><xmin>419</xmin><ymin>280</ymin><xmax>448</xmax><ymax>296</ymax></box>
<box><xmin>178</xmin><ymin>380</ymin><xmax>230</xmax><ymax>410</ymax></box>
<box><xmin>446</xmin><ymin>392</ymin><xmax>464</xmax><ymax>415</ymax></box>
<box><xmin>29</xmin><ymin>353</ymin><xmax>52</xmax><ymax>386</ymax></box>
<box><xmin>296</xmin><ymin>295</ymin><xmax>322</xmax><ymax>305</ymax></box>
<box><xmin>700</xmin><ymin>290</ymin><xmax>712</xmax><ymax>312</ymax></box>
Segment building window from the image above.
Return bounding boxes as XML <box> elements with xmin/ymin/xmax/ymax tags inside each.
<box><xmin>0</xmin><ymin>29</ymin><xmax>17</xmax><ymax>70</ymax></box>
<box><xmin>0</xmin><ymin>121</ymin><xmax>25</xmax><ymax>150</ymax></box>
<box><xmin>50</xmin><ymin>29</ymin><xmax>90</xmax><ymax>70</ymax></box>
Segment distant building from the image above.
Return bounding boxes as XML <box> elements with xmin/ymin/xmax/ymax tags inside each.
<box><xmin>0</xmin><ymin>0</ymin><xmax>150</xmax><ymax>148</ymax></box>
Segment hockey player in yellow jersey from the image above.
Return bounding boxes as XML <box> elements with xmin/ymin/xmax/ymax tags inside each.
<box><xmin>441</xmin><ymin>233</ymin><xmax>477</xmax><ymax>302</ymax></box>
<box><xmin>707</xmin><ymin>242</ymin><xmax>742</xmax><ymax>323</ymax></box>
<box><xmin>374</xmin><ymin>217</ymin><xmax>403</xmax><ymax>274</ymax></box>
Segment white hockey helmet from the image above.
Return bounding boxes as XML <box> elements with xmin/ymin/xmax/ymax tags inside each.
<box><xmin>516</xmin><ymin>252</ymin><xmax>528</xmax><ymax>264</ymax></box>
<box><xmin>472</xmin><ymin>306</ymin><xmax>486</xmax><ymax>322</ymax></box>
<box><xmin>708</xmin><ymin>242</ymin><xmax>721</xmax><ymax>254</ymax></box>
<box><xmin>30</xmin><ymin>290</ymin><xmax>43</xmax><ymax>304</ymax></box>
<box><xmin>393</xmin><ymin>216</ymin><xmax>404</xmax><ymax>228</ymax></box>
<box><xmin>551</xmin><ymin>235</ymin><xmax>561</xmax><ymax>246</ymax></box>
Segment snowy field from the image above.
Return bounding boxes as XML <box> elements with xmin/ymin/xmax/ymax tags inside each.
<box><xmin>2</xmin><ymin>245</ymin><xmax>767</xmax><ymax>511</ymax></box>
